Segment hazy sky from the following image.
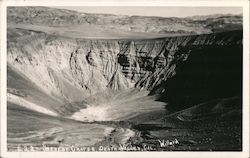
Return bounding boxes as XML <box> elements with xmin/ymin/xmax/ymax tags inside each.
<box><xmin>55</xmin><ymin>7</ymin><xmax>242</xmax><ymax>18</ymax></box>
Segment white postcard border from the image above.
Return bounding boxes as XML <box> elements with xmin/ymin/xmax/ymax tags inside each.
<box><xmin>0</xmin><ymin>0</ymin><xmax>249</xmax><ymax>158</ymax></box>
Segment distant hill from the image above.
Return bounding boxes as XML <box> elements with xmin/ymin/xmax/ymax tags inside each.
<box><xmin>7</xmin><ymin>6</ymin><xmax>242</xmax><ymax>38</ymax></box>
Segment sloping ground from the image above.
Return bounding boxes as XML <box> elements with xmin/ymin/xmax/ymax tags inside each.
<box><xmin>7</xmin><ymin>103</ymin><xmax>115</xmax><ymax>151</ymax></box>
<box><xmin>155</xmin><ymin>43</ymin><xmax>242</xmax><ymax>111</ymax></box>
<box><xmin>130</xmin><ymin>96</ymin><xmax>242</xmax><ymax>151</ymax></box>
<box><xmin>71</xmin><ymin>89</ymin><xmax>166</xmax><ymax>122</ymax></box>
<box><xmin>7</xmin><ymin>66</ymin><xmax>86</xmax><ymax>116</ymax></box>
<box><xmin>8</xmin><ymin>65</ymin><xmax>166</xmax><ymax>121</ymax></box>
<box><xmin>7</xmin><ymin>69</ymin><xmax>168</xmax><ymax>151</ymax></box>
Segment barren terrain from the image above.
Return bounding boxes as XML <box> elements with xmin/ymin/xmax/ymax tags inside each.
<box><xmin>7</xmin><ymin>7</ymin><xmax>242</xmax><ymax>151</ymax></box>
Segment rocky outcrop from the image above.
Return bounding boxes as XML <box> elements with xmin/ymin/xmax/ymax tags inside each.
<box><xmin>7</xmin><ymin>27</ymin><xmax>242</xmax><ymax>107</ymax></box>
